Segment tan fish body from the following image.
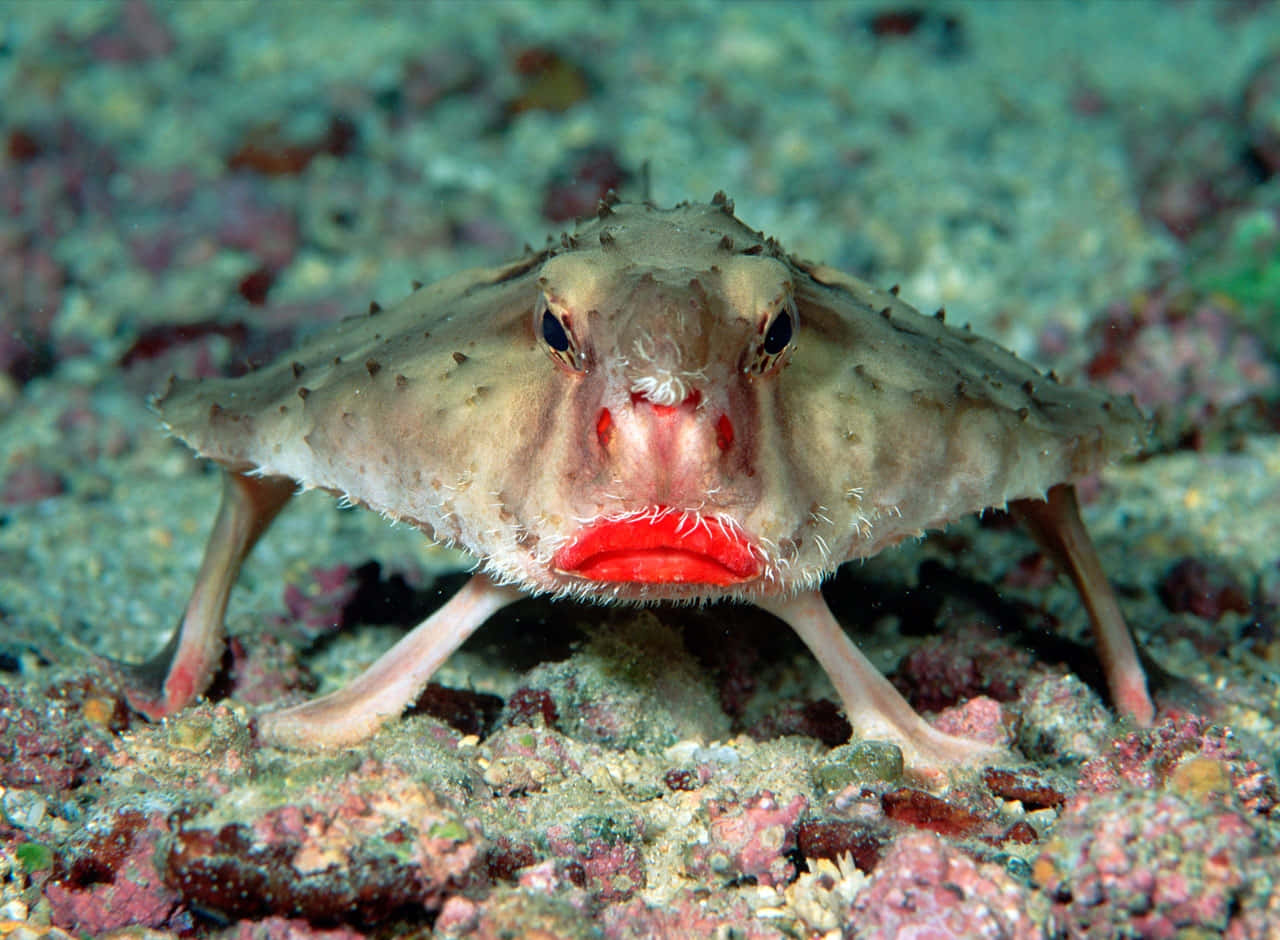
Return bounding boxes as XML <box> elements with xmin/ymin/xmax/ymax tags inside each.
<box><xmin>132</xmin><ymin>195</ymin><xmax>1152</xmax><ymax>775</ymax></box>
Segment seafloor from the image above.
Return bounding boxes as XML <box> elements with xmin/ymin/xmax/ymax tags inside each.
<box><xmin>2</xmin><ymin>2</ymin><xmax>1279</xmax><ymax>938</ymax></box>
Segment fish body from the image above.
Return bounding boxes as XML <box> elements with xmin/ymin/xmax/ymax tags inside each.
<box><xmin>133</xmin><ymin>196</ymin><xmax>1152</xmax><ymax>774</ymax></box>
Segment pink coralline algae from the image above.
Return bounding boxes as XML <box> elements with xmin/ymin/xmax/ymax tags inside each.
<box><xmin>1077</xmin><ymin>715</ymin><xmax>1278</xmax><ymax>815</ymax></box>
<box><xmin>212</xmin><ymin>176</ymin><xmax>304</xmax><ymax>270</ymax></box>
<box><xmin>122</xmin><ymin>170</ymin><xmax>303</xmax><ymax>303</ymax></box>
<box><xmin>1034</xmin><ymin>789</ymin><xmax>1266</xmax><ymax>938</ymax></box>
<box><xmin>1129</xmin><ymin>107</ymin><xmax>1254</xmax><ymax>241</ymax></box>
<box><xmin>684</xmin><ymin>791</ymin><xmax>808</xmax><ymax>888</ymax></box>
<box><xmin>544</xmin><ymin>815</ymin><xmax>646</xmax><ymax>902</ymax></box>
<box><xmin>0</xmin><ymin>681</ymin><xmax>121</xmax><ymax>792</ymax></box>
<box><xmin>0</xmin><ymin>458</ymin><xmax>67</xmax><ymax>505</ymax></box>
<box><xmin>1082</xmin><ymin>288</ymin><xmax>1279</xmax><ymax>448</ymax></box>
<box><xmin>929</xmin><ymin>693</ymin><xmax>1010</xmax><ymax>747</ymax></box>
<box><xmin>434</xmin><ymin>881</ymin><xmax>596</xmax><ymax>939</ymax></box>
<box><xmin>0</xmin><ymin>123</ymin><xmax>85</xmax><ymax>383</ymax></box>
<box><xmin>279</xmin><ymin>563</ymin><xmax>360</xmax><ymax>641</ymax></box>
<box><xmin>1158</xmin><ymin>556</ymin><xmax>1251</xmax><ymax>622</ymax></box>
<box><xmin>84</xmin><ymin>0</ymin><xmax>176</xmax><ymax>63</ymax></box>
<box><xmin>163</xmin><ymin>761</ymin><xmax>483</xmax><ymax>923</ymax></box>
<box><xmin>223</xmin><ymin>916</ymin><xmax>369</xmax><ymax>940</ymax></box>
<box><xmin>600</xmin><ymin>892</ymin><xmax>786</xmax><ymax>940</ymax></box>
<box><xmin>223</xmin><ymin>633</ymin><xmax>315</xmax><ymax>708</ymax></box>
<box><xmin>45</xmin><ymin>811</ymin><xmax>184</xmax><ymax>935</ymax></box>
<box><xmin>893</xmin><ymin>624</ymin><xmax>1032</xmax><ymax>713</ymax></box>
<box><xmin>541</xmin><ymin>146</ymin><xmax>632</xmax><ymax>223</ymax></box>
<box><xmin>847</xmin><ymin>830</ymin><xmax>1046</xmax><ymax>939</ymax></box>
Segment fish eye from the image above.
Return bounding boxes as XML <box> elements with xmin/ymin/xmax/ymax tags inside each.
<box><xmin>537</xmin><ymin>297</ymin><xmax>584</xmax><ymax>372</ymax></box>
<box><xmin>542</xmin><ymin>309</ymin><xmax>570</xmax><ymax>352</ymax></box>
<box><xmin>744</xmin><ymin>299</ymin><xmax>797</xmax><ymax>376</ymax></box>
<box><xmin>763</xmin><ymin>309</ymin><xmax>792</xmax><ymax>354</ymax></box>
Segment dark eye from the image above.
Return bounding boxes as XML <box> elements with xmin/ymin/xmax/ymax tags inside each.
<box><xmin>745</xmin><ymin>300</ymin><xmax>797</xmax><ymax>376</ymax></box>
<box><xmin>538</xmin><ymin>301</ymin><xmax>585</xmax><ymax>371</ymax></box>
<box><xmin>763</xmin><ymin>309</ymin><xmax>792</xmax><ymax>354</ymax></box>
<box><xmin>542</xmin><ymin>309</ymin><xmax>570</xmax><ymax>351</ymax></box>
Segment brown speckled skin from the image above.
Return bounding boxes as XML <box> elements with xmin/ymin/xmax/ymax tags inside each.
<box><xmin>141</xmin><ymin>197</ymin><xmax>1151</xmax><ymax>773</ymax></box>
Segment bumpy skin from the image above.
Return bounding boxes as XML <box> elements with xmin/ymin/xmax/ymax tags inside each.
<box><xmin>141</xmin><ymin>196</ymin><xmax>1151</xmax><ymax>772</ymax></box>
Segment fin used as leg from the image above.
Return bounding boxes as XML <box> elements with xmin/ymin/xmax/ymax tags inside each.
<box><xmin>758</xmin><ymin>587</ymin><xmax>1007</xmax><ymax>782</ymax></box>
<box><xmin>1011</xmin><ymin>482</ymin><xmax>1154</xmax><ymax>725</ymax></box>
<box><xmin>123</xmin><ymin>471</ymin><xmax>294</xmax><ymax>719</ymax></box>
<box><xmin>256</xmin><ymin>572</ymin><xmax>522</xmax><ymax>749</ymax></box>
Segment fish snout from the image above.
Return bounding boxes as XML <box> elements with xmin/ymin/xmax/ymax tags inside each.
<box><xmin>592</xmin><ymin>386</ymin><xmax>738</xmax><ymax>497</ymax></box>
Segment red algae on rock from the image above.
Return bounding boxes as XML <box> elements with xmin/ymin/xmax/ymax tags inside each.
<box><xmin>929</xmin><ymin>693</ymin><xmax>1011</xmax><ymax>746</ymax></box>
<box><xmin>1077</xmin><ymin>715</ymin><xmax>1279</xmax><ymax>814</ymax></box>
<box><xmin>849</xmin><ymin>831</ymin><xmax>1046</xmax><ymax>939</ymax></box>
<box><xmin>599</xmin><ymin>894</ymin><xmax>788</xmax><ymax>940</ymax></box>
<box><xmin>1034</xmin><ymin>789</ymin><xmax>1267</xmax><ymax>938</ymax></box>
<box><xmin>544</xmin><ymin>814</ymin><xmax>646</xmax><ymax>903</ymax></box>
<box><xmin>1082</xmin><ymin>287</ymin><xmax>1279</xmax><ymax>449</ymax></box>
<box><xmin>1158</xmin><ymin>556</ymin><xmax>1252</xmax><ymax>622</ymax></box>
<box><xmin>162</xmin><ymin>761</ymin><xmax>483</xmax><ymax>924</ymax></box>
<box><xmin>894</xmin><ymin>624</ymin><xmax>1033</xmax><ymax>713</ymax></box>
<box><xmin>221</xmin><ymin>916</ymin><xmax>370</xmax><ymax>940</ymax></box>
<box><xmin>45</xmin><ymin>812</ymin><xmax>183</xmax><ymax>935</ymax></box>
<box><xmin>684</xmin><ymin>791</ymin><xmax>807</xmax><ymax>889</ymax></box>
<box><xmin>0</xmin><ymin>681</ymin><xmax>122</xmax><ymax>793</ymax></box>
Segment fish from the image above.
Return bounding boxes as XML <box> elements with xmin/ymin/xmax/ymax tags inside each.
<box><xmin>127</xmin><ymin>193</ymin><xmax>1153</xmax><ymax>775</ymax></box>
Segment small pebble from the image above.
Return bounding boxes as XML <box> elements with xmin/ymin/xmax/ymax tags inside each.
<box><xmin>816</xmin><ymin>741</ymin><xmax>904</xmax><ymax>791</ymax></box>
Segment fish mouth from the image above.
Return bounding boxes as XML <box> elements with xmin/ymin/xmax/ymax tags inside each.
<box><xmin>553</xmin><ymin>508</ymin><xmax>762</xmax><ymax>586</ymax></box>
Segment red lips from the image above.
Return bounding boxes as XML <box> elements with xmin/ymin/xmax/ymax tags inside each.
<box><xmin>553</xmin><ymin>509</ymin><xmax>761</xmax><ymax>586</ymax></box>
